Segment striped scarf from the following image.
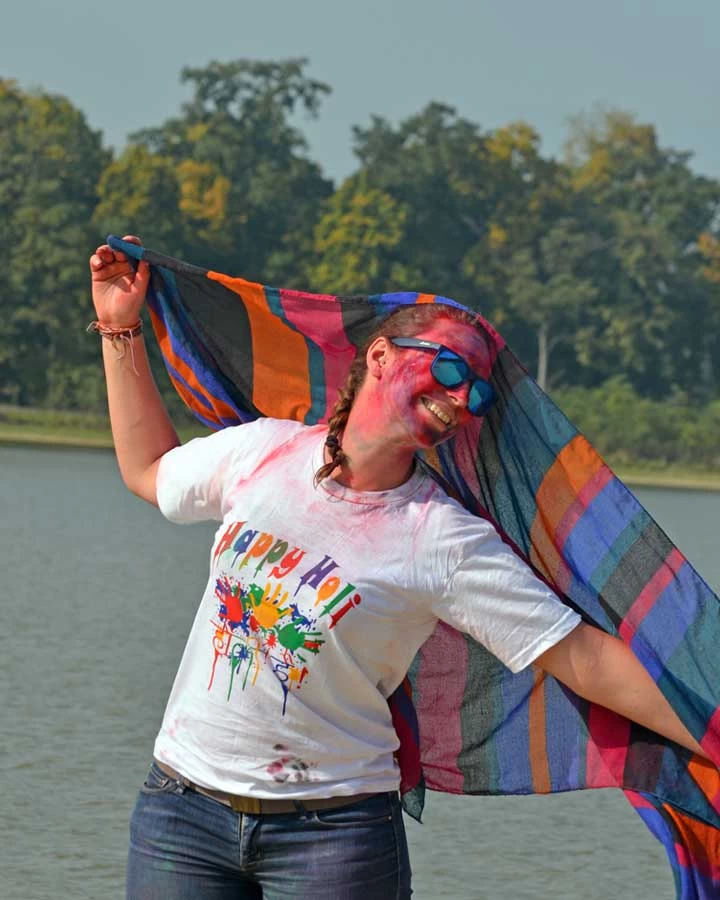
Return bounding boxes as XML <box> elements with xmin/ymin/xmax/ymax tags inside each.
<box><xmin>108</xmin><ymin>235</ymin><xmax>720</xmax><ymax>898</ymax></box>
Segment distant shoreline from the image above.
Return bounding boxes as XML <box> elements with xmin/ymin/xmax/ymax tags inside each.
<box><xmin>2</xmin><ymin>425</ymin><xmax>719</xmax><ymax>492</ymax></box>
<box><xmin>0</xmin><ymin>429</ymin><xmax>114</xmax><ymax>449</ymax></box>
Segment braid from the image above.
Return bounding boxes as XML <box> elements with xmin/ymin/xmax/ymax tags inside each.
<box><xmin>313</xmin><ymin>302</ymin><xmax>489</xmax><ymax>486</ymax></box>
<box><xmin>313</xmin><ymin>357</ymin><xmax>367</xmax><ymax>486</ymax></box>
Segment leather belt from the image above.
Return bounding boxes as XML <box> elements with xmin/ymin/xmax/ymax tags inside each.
<box><xmin>154</xmin><ymin>760</ymin><xmax>378</xmax><ymax>815</ymax></box>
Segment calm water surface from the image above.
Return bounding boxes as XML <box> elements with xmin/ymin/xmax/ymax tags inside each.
<box><xmin>2</xmin><ymin>446</ymin><xmax>718</xmax><ymax>900</ymax></box>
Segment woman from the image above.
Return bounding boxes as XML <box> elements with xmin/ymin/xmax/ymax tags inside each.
<box><xmin>90</xmin><ymin>237</ymin><xmax>708</xmax><ymax>900</ymax></box>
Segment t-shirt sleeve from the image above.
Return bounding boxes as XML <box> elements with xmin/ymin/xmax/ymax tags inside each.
<box><xmin>431</xmin><ymin>516</ymin><xmax>581</xmax><ymax>673</ymax></box>
<box><xmin>156</xmin><ymin>419</ymin><xmax>293</xmax><ymax>524</ymax></box>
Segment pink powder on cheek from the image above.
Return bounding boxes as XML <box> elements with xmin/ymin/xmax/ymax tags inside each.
<box><xmin>383</xmin><ymin>352</ymin><xmax>449</xmax><ymax>447</ymax></box>
<box><xmin>349</xmin><ymin>390</ymin><xmax>384</xmax><ymax>434</ymax></box>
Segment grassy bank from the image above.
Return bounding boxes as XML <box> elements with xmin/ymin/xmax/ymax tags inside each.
<box><xmin>612</xmin><ymin>466</ymin><xmax>720</xmax><ymax>492</ymax></box>
<box><xmin>2</xmin><ymin>406</ymin><xmax>718</xmax><ymax>492</ymax></box>
<box><xmin>0</xmin><ymin>405</ymin><xmax>208</xmax><ymax>449</ymax></box>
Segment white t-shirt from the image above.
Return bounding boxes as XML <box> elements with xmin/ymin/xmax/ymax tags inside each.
<box><xmin>154</xmin><ymin>419</ymin><xmax>580</xmax><ymax>798</ymax></box>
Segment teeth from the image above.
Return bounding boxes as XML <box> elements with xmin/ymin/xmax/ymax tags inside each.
<box><xmin>423</xmin><ymin>398</ymin><xmax>452</xmax><ymax>426</ymax></box>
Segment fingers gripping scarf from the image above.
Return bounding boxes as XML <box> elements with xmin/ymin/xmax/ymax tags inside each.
<box><xmin>108</xmin><ymin>236</ymin><xmax>720</xmax><ymax>899</ymax></box>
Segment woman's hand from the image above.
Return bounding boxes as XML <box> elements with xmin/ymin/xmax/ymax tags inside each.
<box><xmin>89</xmin><ymin>234</ymin><xmax>151</xmax><ymax>327</ymax></box>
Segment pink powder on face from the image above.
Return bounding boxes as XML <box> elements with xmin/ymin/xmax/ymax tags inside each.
<box><xmin>378</xmin><ymin>320</ymin><xmax>491</xmax><ymax>451</ymax></box>
<box><xmin>385</xmin><ymin>356</ymin><xmax>447</xmax><ymax>448</ymax></box>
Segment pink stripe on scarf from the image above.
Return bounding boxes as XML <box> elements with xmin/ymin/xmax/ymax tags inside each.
<box><xmin>279</xmin><ymin>290</ymin><xmax>357</xmax><ymax>423</ymax></box>
<box><xmin>585</xmin><ymin>703</ymin><xmax>631</xmax><ymax>788</ymax></box>
<box><xmin>414</xmin><ymin>621</ymin><xmax>468</xmax><ymax>792</ymax></box>
<box><xmin>619</xmin><ymin>547</ymin><xmax>686</xmax><ymax>643</ymax></box>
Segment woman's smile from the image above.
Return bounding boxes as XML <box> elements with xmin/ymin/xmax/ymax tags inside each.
<box><xmin>421</xmin><ymin>396</ymin><xmax>454</xmax><ymax>427</ymax></box>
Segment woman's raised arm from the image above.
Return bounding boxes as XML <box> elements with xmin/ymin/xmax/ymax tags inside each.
<box><xmin>89</xmin><ymin>235</ymin><xmax>179</xmax><ymax>505</ymax></box>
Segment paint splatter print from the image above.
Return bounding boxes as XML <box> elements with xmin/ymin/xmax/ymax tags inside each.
<box><xmin>208</xmin><ymin>518</ymin><xmax>362</xmax><ymax>714</ymax></box>
<box><xmin>266</xmin><ymin>744</ymin><xmax>317</xmax><ymax>783</ymax></box>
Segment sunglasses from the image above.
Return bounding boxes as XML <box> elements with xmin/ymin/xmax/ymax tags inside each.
<box><xmin>389</xmin><ymin>337</ymin><xmax>496</xmax><ymax>417</ymax></box>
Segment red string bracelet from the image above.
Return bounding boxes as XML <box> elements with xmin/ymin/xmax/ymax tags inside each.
<box><xmin>87</xmin><ymin>320</ymin><xmax>143</xmax><ymax>375</ymax></box>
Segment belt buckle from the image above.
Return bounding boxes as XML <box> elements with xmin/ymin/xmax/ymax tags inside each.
<box><xmin>230</xmin><ymin>795</ymin><xmax>262</xmax><ymax>815</ymax></box>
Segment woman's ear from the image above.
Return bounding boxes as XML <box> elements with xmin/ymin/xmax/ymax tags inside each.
<box><xmin>366</xmin><ymin>337</ymin><xmax>390</xmax><ymax>379</ymax></box>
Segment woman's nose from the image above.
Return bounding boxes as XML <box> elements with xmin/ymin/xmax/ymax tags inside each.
<box><xmin>446</xmin><ymin>381</ymin><xmax>471</xmax><ymax>408</ymax></box>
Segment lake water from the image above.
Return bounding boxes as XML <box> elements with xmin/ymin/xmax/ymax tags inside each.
<box><xmin>1</xmin><ymin>445</ymin><xmax>719</xmax><ymax>900</ymax></box>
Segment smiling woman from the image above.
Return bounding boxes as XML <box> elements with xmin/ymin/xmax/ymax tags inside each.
<box><xmin>88</xmin><ymin>236</ymin><xmax>719</xmax><ymax>900</ymax></box>
<box><xmin>88</xmin><ymin>241</ymin><xmax>585</xmax><ymax>898</ymax></box>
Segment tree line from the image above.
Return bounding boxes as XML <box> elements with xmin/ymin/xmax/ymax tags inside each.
<box><xmin>1</xmin><ymin>60</ymin><xmax>719</xmax><ymax>464</ymax></box>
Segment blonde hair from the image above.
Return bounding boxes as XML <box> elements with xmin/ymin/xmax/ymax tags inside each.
<box><xmin>314</xmin><ymin>303</ymin><xmax>486</xmax><ymax>485</ymax></box>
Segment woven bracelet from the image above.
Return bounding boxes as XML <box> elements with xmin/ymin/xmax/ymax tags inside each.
<box><xmin>87</xmin><ymin>320</ymin><xmax>143</xmax><ymax>374</ymax></box>
<box><xmin>87</xmin><ymin>320</ymin><xmax>143</xmax><ymax>339</ymax></box>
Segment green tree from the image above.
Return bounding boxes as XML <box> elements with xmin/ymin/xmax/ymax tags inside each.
<box><xmin>93</xmin><ymin>145</ymin><xmax>185</xmax><ymax>256</ymax></box>
<box><xmin>0</xmin><ymin>80</ymin><xmax>111</xmax><ymax>407</ymax></box>
<box><xmin>461</xmin><ymin>123</ymin><xmax>603</xmax><ymax>388</ymax></box>
<box><xmin>129</xmin><ymin>59</ymin><xmax>333</xmax><ymax>282</ymax></box>
<box><xmin>500</xmin><ymin>219</ymin><xmax>598</xmax><ymax>390</ymax></box>
<box><xmin>309</xmin><ymin>175</ymin><xmax>412</xmax><ymax>294</ymax></box>
<box><xmin>698</xmin><ymin>232</ymin><xmax>720</xmax><ymax>284</ymax></box>
<box><xmin>565</xmin><ymin>110</ymin><xmax>720</xmax><ymax>398</ymax></box>
<box><xmin>696</xmin><ymin>232</ymin><xmax>720</xmax><ymax>394</ymax></box>
<box><xmin>350</xmin><ymin>103</ymin><xmax>497</xmax><ymax>300</ymax></box>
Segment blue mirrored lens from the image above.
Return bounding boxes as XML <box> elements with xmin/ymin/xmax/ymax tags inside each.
<box><xmin>468</xmin><ymin>381</ymin><xmax>496</xmax><ymax>415</ymax></box>
<box><xmin>431</xmin><ymin>348</ymin><xmax>495</xmax><ymax>416</ymax></box>
<box><xmin>431</xmin><ymin>353</ymin><xmax>469</xmax><ymax>388</ymax></box>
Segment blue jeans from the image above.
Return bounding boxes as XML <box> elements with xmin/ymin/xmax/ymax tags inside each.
<box><xmin>126</xmin><ymin>762</ymin><xmax>412</xmax><ymax>899</ymax></box>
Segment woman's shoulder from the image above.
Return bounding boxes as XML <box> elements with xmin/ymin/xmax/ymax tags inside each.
<box><xmin>233</xmin><ymin>417</ymin><xmax>309</xmax><ymax>440</ymax></box>
<box><xmin>417</xmin><ymin>479</ymin><xmax>501</xmax><ymax>548</ymax></box>
<box><xmin>162</xmin><ymin>418</ymin><xmax>312</xmax><ymax>474</ymax></box>
<box><xmin>157</xmin><ymin>418</ymin><xmax>317</xmax><ymax>520</ymax></box>
<box><xmin>206</xmin><ymin>417</ymin><xmax>311</xmax><ymax>448</ymax></box>
<box><xmin>217</xmin><ymin>417</ymin><xmax>317</xmax><ymax>465</ymax></box>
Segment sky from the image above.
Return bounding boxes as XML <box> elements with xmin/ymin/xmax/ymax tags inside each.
<box><xmin>3</xmin><ymin>0</ymin><xmax>718</xmax><ymax>184</ymax></box>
